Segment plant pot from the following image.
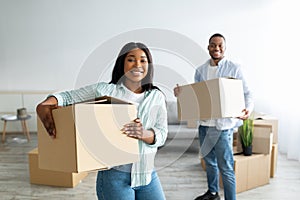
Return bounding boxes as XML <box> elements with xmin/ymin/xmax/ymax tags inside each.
<box><xmin>242</xmin><ymin>145</ymin><xmax>252</xmax><ymax>156</ymax></box>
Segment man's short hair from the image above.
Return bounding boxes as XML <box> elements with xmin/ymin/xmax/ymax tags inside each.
<box><xmin>209</xmin><ymin>33</ymin><xmax>226</xmax><ymax>43</ymax></box>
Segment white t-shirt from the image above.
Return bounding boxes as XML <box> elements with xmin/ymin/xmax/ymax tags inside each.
<box><xmin>122</xmin><ymin>84</ymin><xmax>145</xmax><ymax>107</ymax></box>
<box><xmin>207</xmin><ymin>64</ymin><xmax>218</xmax><ymax>79</ymax></box>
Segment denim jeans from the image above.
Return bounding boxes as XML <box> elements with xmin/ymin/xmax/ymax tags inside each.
<box><xmin>96</xmin><ymin>164</ymin><xmax>166</xmax><ymax>200</ymax></box>
<box><xmin>198</xmin><ymin>126</ymin><xmax>236</xmax><ymax>200</ymax></box>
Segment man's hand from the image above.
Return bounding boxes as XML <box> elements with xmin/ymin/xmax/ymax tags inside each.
<box><xmin>173</xmin><ymin>84</ymin><xmax>181</xmax><ymax>97</ymax></box>
<box><xmin>237</xmin><ymin>108</ymin><xmax>250</xmax><ymax>120</ymax></box>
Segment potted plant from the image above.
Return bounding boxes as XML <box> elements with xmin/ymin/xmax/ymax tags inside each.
<box><xmin>238</xmin><ymin>117</ymin><xmax>254</xmax><ymax>156</ymax></box>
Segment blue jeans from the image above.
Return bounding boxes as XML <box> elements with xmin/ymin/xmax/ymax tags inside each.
<box><xmin>198</xmin><ymin>126</ymin><xmax>236</xmax><ymax>200</ymax></box>
<box><xmin>96</xmin><ymin>164</ymin><xmax>166</xmax><ymax>200</ymax></box>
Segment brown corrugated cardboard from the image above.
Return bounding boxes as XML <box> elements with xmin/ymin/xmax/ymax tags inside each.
<box><xmin>37</xmin><ymin>96</ymin><xmax>139</xmax><ymax>173</ymax></box>
<box><xmin>252</xmin><ymin>125</ymin><xmax>273</xmax><ymax>154</ymax></box>
<box><xmin>254</xmin><ymin>118</ymin><xmax>278</xmax><ymax>144</ymax></box>
<box><xmin>204</xmin><ymin>153</ymin><xmax>271</xmax><ymax>193</ymax></box>
<box><xmin>234</xmin><ymin>154</ymin><xmax>271</xmax><ymax>193</ymax></box>
<box><xmin>233</xmin><ymin>156</ymin><xmax>248</xmax><ymax>193</ymax></box>
<box><xmin>177</xmin><ymin>78</ymin><xmax>245</xmax><ymax>121</ymax></box>
<box><xmin>233</xmin><ymin>131</ymin><xmax>243</xmax><ymax>154</ymax></box>
<box><xmin>186</xmin><ymin>120</ymin><xmax>198</xmax><ymax>128</ymax></box>
<box><xmin>270</xmin><ymin>143</ymin><xmax>278</xmax><ymax>178</ymax></box>
<box><xmin>200</xmin><ymin>158</ymin><xmax>206</xmax><ymax>171</ymax></box>
<box><xmin>28</xmin><ymin>148</ymin><xmax>88</xmax><ymax>187</ymax></box>
<box><xmin>237</xmin><ymin>124</ymin><xmax>273</xmax><ymax>154</ymax></box>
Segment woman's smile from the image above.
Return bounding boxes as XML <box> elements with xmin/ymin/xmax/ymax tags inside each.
<box><xmin>130</xmin><ymin>68</ymin><xmax>144</xmax><ymax>76</ymax></box>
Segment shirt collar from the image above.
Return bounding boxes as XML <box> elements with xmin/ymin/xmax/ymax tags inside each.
<box><xmin>117</xmin><ymin>82</ymin><xmax>152</xmax><ymax>98</ymax></box>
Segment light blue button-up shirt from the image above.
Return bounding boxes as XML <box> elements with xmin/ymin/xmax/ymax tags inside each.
<box><xmin>52</xmin><ymin>82</ymin><xmax>168</xmax><ymax>187</ymax></box>
<box><xmin>194</xmin><ymin>58</ymin><xmax>254</xmax><ymax>130</ymax></box>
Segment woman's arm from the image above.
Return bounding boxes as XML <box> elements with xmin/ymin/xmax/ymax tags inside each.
<box><xmin>36</xmin><ymin>82</ymin><xmax>112</xmax><ymax>138</ymax></box>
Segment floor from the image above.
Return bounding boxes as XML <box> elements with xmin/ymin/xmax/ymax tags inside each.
<box><xmin>0</xmin><ymin>133</ymin><xmax>299</xmax><ymax>200</ymax></box>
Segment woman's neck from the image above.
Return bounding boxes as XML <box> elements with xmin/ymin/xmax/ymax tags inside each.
<box><xmin>124</xmin><ymin>80</ymin><xmax>143</xmax><ymax>93</ymax></box>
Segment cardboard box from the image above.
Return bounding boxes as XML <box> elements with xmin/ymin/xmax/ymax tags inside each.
<box><xmin>234</xmin><ymin>154</ymin><xmax>271</xmax><ymax>193</ymax></box>
<box><xmin>37</xmin><ymin>96</ymin><xmax>139</xmax><ymax>173</ymax></box>
<box><xmin>237</xmin><ymin>124</ymin><xmax>273</xmax><ymax>154</ymax></box>
<box><xmin>254</xmin><ymin>117</ymin><xmax>278</xmax><ymax>144</ymax></box>
<box><xmin>252</xmin><ymin>125</ymin><xmax>273</xmax><ymax>154</ymax></box>
<box><xmin>28</xmin><ymin>148</ymin><xmax>88</xmax><ymax>187</ymax></box>
<box><xmin>233</xmin><ymin>145</ymin><xmax>241</xmax><ymax>155</ymax></box>
<box><xmin>200</xmin><ymin>157</ymin><xmax>206</xmax><ymax>171</ymax></box>
<box><xmin>202</xmin><ymin>153</ymin><xmax>271</xmax><ymax>193</ymax></box>
<box><xmin>233</xmin><ymin>131</ymin><xmax>243</xmax><ymax>154</ymax></box>
<box><xmin>177</xmin><ymin>78</ymin><xmax>245</xmax><ymax>121</ymax></box>
<box><xmin>270</xmin><ymin>143</ymin><xmax>278</xmax><ymax>178</ymax></box>
<box><xmin>187</xmin><ymin>120</ymin><xmax>198</xmax><ymax>128</ymax></box>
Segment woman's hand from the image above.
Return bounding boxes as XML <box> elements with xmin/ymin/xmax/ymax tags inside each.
<box><xmin>36</xmin><ymin>96</ymin><xmax>58</xmax><ymax>138</ymax></box>
<box><xmin>122</xmin><ymin>118</ymin><xmax>155</xmax><ymax>144</ymax></box>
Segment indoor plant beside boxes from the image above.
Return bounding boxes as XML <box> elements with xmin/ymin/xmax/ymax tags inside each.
<box><xmin>238</xmin><ymin>117</ymin><xmax>254</xmax><ymax>156</ymax></box>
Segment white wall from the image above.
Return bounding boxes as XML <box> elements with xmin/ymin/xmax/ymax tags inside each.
<box><xmin>1</xmin><ymin>0</ymin><xmax>299</xmax><ymax>160</ymax></box>
<box><xmin>0</xmin><ymin>91</ymin><xmax>51</xmax><ymax>133</ymax></box>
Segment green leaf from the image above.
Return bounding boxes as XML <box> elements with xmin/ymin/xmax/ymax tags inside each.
<box><xmin>239</xmin><ymin>118</ymin><xmax>254</xmax><ymax>147</ymax></box>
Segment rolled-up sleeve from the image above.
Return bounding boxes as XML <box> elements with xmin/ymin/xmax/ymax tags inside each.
<box><xmin>50</xmin><ymin>82</ymin><xmax>113</xmax><ymax>106</ymax></box>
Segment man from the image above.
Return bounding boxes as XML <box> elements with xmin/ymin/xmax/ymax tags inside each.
<box><xmin>174</xmin><ymin>33</ymin><xmax>254</xmax><ymax>200</ymax></box>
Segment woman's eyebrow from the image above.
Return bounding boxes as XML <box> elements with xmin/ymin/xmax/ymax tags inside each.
<box><xmin>126</xmin><ymin>54</ymin><xmax>147</xmax><ymax>58</ymax></box>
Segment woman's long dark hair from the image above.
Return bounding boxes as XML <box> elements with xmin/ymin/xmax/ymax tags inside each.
<box><xmin>109</xmin><ymin>42</ymin><xmax>159</xmax><ymax>92</ymax></box>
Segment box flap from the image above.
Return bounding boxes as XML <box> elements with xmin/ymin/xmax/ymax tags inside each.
<box><xmin>79</xmin><ymin>96</ymin><xmax>132</xmax><ymax>105</ymax></box>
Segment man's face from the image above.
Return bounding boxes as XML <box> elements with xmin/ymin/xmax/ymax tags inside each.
<box><xmin>208</xmin><ymin>36</ymin><xmax>226</xmax><ymax>61</ymax></box>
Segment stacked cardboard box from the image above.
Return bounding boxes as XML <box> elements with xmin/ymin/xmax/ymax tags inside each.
<box><xmin>28</xmin><ymin>148</ymin><xmax>88</xmax><ymax>187</ymax></box>
<box><xmin>232</xmin><ymin>131</ymin><xmax>241</xmax><ymax>154</ymax></box>
<box><xmin>28</xmin><ymin>96</ymin><xmax>140</xmax><ymax>187</ymax></box>
<box><xmin>201</xmin><ymin>118</ymin><xmax>277</xmax><ymax>193</ymax></box>
<box><xmin>236</xmin><ymin>124</ymin><xmax>273</xmax><ymax>155</ymax></box>
<box><xmin>220</xmin><ymin>154</ymin><xmax>271</xmax><ymax>193</ymax></box>
<box><xmin>235</xmin><ymin>115</ymin><xmax>279</xmax><ymax>178</ymax></box>
<box><xmin>253</xmin><ymin>113</ymin><xmax>278</xmax><ymax>178</ymax></box>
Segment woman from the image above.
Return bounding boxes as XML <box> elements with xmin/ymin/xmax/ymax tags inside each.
<box><xmin>36</xmin><ymin>42</ymin><xmax>168</xmax><ymax>200</ymax></box>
